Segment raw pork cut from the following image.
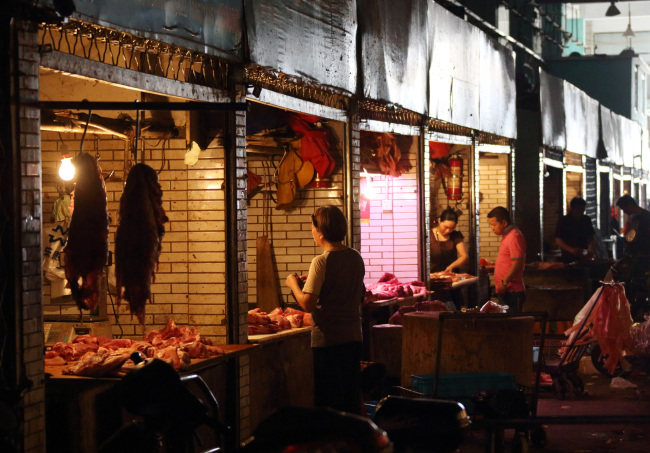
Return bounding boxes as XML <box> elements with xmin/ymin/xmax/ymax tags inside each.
<box><xmin>115</xmin><ymin>164</ymin><xmax>168</xmax><ymax>325</ymax></box>
<box><xmin>64</xmin><ymin>153</ymin><xmax>109</xmax><ymax>312</ymax></box>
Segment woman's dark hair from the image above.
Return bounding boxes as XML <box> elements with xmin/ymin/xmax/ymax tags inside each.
<box><xmin>312</xmin><ymin>205</ymin><xmax>348</xmax><ymax>242</ymax></box>
<box><xmin>438</xmin><ymin>207</ymin><xmax>459</xmax><ymax>223</ymax></box>
<box><xmin>487</xmin><ymin>206</ymin><xmax>511</xmax><ymax>224</ymax></box>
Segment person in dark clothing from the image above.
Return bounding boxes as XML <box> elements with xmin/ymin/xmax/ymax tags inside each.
<box><xmin>554</xmin><ymin>197</ymin><xmax>595</xmax><ymax>262</ymax></box>
<box><xmin>430</xmin><ymin>207</ymin><xmax>468</xmax><ymax>310</ymax></box>
<box><xmin>616</xmin><ymin>195</ymin><xmax>650</xmax><ymax>257</ymax></box>
<box><xmin>613</xmin><ymin>195</ymin><xmax>650</xmax><ymax>321</ymax></box>
<box><xmin>285</xmin><ymin>205</ymin><xmax>365</xmax><ymax>414</ymax></box>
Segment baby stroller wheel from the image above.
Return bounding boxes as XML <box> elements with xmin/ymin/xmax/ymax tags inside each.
<box><xmin>590</xmin><ymin>344</ymin><xmax>628</xmax><ymax>378</ymax></box>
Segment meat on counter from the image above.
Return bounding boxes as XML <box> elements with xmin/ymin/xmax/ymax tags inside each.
<box><xmin>248</xmin><ymin>307</ymin><xmax>309</xmax><ymax>335</ymax></box>
<box><xmin>364</xmin><ymin>273</ymin><xmax>428</xmax><ymax>303</ymax></box>
<box><xmin>47</xmin><ymin>319</ymin><xmax>224</xmax><ymax>376</ymax></box>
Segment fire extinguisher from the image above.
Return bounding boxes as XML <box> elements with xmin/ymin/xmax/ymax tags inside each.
<box><xmin>445</xmin><ymin>156</ymin><xmax>462</xmax><ymax>200</ymax></box>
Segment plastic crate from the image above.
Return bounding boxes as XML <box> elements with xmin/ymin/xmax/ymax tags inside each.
<box><xmin>411</xmin><ymin>372</ymin><xmax>516</xmax><ymax>413</ymax></box>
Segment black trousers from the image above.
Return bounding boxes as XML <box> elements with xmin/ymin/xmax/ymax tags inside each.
<box><xmin>312</xmin><ymin>341</ymin><xmax>362</xmax><ymax>415</ymax></box>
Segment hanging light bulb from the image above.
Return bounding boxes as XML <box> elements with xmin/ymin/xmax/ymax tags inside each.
<box><xmin>623</xmin><ymin>6</ymin><xmax>635</xmax><ymax>38</ymax></box>
<box><xmin>59</xmin><ymin>154</ymin><xmax>75</xmax><ymax>181</ymax></box>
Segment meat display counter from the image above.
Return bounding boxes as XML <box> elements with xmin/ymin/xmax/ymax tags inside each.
<box><xmin>45</xmin><ymin>344</ymin><xmax>255</xmax><ymax>453</ymax></box>
<box><xmin>246</xmin><ymin>325</ymin><xmax>314</xmax><ymax>433</ymax></box>
<box><xmin>362</xmin><ymin>294</ymin><xmax>429</xmax><ymax>360</ymax></box>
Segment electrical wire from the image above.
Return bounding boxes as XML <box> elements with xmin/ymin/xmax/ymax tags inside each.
<box><xmin>79</xmin><ymin>108</ymin><xmax>93</xmax><ymax>156</ymax></box>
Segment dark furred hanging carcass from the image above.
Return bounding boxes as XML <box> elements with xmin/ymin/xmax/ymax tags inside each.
<box><xmin>64</xmin><ymin>153</ymin><xmax>109</xmax><ymax>312</ymax></box>
<box><xmin>115</xmin><ymin>164</ymin><xmax>168</xmax><ymax>325</ymax></box>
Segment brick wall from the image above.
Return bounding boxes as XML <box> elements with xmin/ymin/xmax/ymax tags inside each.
<box><xmin>431</xmin><ymin>145</ymin><xmax>472</xmax><ymax>270</ymax></box>
<box><xmin>41</xmin><ymin>132</ymin><xmax>230</xmax><ymax>340</ymax></box>
<box><xmin>246</xmin><ymin>120</ymin><xmax>347</xmax><ymax>307</ymax></box>
<box><xmin>360</xmin><ymin>132</ymin><xmax>420</xmax><ymax>284</ymax></box>
<box><xmin>478</xmin><ymin>153</ymin><xmax>510</xmax><ymax>262</ymax></box>
<box><xmin>15</xmin><ymin>21</ymin><xmax>46</xmax><ymax>453</ymax></box>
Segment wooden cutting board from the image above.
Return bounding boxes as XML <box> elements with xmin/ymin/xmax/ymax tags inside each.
<box><xmin>256</xmin><ymin>235</ymin><xmax>281</xmax><ymax>313</ymax></box>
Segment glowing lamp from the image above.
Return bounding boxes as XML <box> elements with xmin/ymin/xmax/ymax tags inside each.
<box><xmin>59</xmin><ymin>155</ymin><xmax>75</xmax><ymax>181</ymax></box>
<box><xmin>361</xmin><ymin>169</ymin><xmax>376</xmax><ymax>199</ymax></box>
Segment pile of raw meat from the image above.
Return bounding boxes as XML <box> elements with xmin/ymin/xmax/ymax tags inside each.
<box><xmin>248</xmin><ymin>307</ymin><xmax>313</xmax><ymax>335</ymax></box>
<box><xmin>45</xmin><ymin>319</ymin><xmax>224</xmax><ymax>376</ymax></box>
<box><xmin>364</xmin><ymin>273</ymin><xmax>428</xmax><ymax>303</ymax></box>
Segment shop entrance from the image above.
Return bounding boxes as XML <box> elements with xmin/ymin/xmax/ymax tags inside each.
<box><xmin>542</xmin><ymin>166</ymin><xmax>563</xmax><ymax>259</ymax></box>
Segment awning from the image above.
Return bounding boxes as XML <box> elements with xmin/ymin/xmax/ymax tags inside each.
<box><xmin>479</xmin><ymin>34</ymin><xmax>517</xmax><ymax>140</ymax></box>
<box><xmin>358</xmin><ymin>0</ymin><xmax>428</xmax><ymax>115</ymax></box>
<box><xmin>428</xmin><ymin>3</ymin><xmax>480</xmax><ymax>130</ymax></box>
<box><xmin>427</xmin><ymin>2</ymin><xmax>516</xmax><ymax>138</ymax></box>
<box><xmin>564</xmin><ymin>81</ymin><xmax>599</xmax><ymax>158</ymax></box>
<box><xmin>540</xmin><ymin>70</ymin><xmax>566</xmax><ymax>149</ymax></box>
<box><xmin>57</xmin><ymin>0</ymin><xmax>244</xmax><ymax>61</ymax></box>
<box><xmin>244</xmin><ymin>0</ymin><xmax>357</xmax><ymax>94</ymax></box>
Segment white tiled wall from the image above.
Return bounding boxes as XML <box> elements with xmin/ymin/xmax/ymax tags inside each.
<box><xmin>42</xmin><ymin>132</ymin><xmax>229</xmax><ymax>340</ymax></box>
<box><xmin>360</xmin><ymin>132</ymin><xmax>420</xmax><ymax>284</ymax></box>
<box><xmin>431</xmin><ymin>145</ymin><xmax>471</xmax><ymax>271</ymax></box>
<box><xmin>478</xmin><ymin>153</ymin><xmax>510</xmax><ymax>262</ymax></box>
<box><xmin>246</xmin><ymin>120</ymin><xmax>347</xmax><ymax>307</ymax></box>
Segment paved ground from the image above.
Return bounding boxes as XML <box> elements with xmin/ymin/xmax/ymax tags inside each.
<box><xmin>456</xmin><ymin>363</ymin><xmax>650</xmax><ymax>453</ymax></box>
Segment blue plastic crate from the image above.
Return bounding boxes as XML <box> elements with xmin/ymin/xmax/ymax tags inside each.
<box><xmin>413</xmin><ymin>372</ymin><xmax>515</xmax><ymax>396</ymax></box>
<box><xmin>411</xmin><ymin>372</ymin><xmax>516</xmax><ymax>413</ymax></box>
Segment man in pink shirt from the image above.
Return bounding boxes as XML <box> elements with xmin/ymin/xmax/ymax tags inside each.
<box><xmin>488</xmin><ymin>206</ymin><xmax>526</xmax><ymax>313</ymax></box>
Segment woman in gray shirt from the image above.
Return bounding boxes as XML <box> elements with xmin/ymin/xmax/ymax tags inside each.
<box><xmin>286</xmin><ymin>205</ymin><xmax>365</xmax><ymax>414</ymax></box>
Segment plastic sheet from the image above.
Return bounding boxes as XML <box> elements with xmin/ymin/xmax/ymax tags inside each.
<box><xmin>428</xmin><ymin>4</ymin><xmax>480</xmax><ymax>130</ymax></box>
<box><xmin>56</xmin><ymin>0</ymin><xmax>244</xmax><ymax>60</ymax></box>
<box><xmin>600</xmin><ymin>105</ymin><xmax>618</xmax><ymax>162</ymax></box>
<box><xmin>564</xmin><ymin>81</ymin><xmax>599</xmax><ymax>158</ymax></box>
<box><xmin>358</xmin><ymin>0</ymin><xmax>429</xmax><ymax>115</ymax></box>
<box><xmin>479</xmin><ymin>34</ymin><xmax>516</xmax><ymax>139</ymax></box>
<box><xmin>565</xmin><ymin>284</ymin><xmax>634</xmax><ymax>375</ymax></box>
<box><xmin>540</xmin><ymin>70</ymin><xmax>566</xmax><ymax>149</ymax></box>
<box><xmin>245</xmin><ymin>0</ymin><xmax>357</xmax><ymax>93</ymax></box>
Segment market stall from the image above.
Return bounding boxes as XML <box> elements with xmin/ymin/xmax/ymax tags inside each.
<box><xmin>36</xmin><ymin>9</ymin><xmax>251</xmax><ymax>449</ymax></box>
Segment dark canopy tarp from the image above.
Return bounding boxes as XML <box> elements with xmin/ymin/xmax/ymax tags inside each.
<box><xmin>479</xmin><ymin>34</ymin><xmax>517</xmax><ymax>139</ymax></box>
<box><xmin>600</xmin><ymin>105</ymin><xmax>642</xmax><ymax>167</ymax></box>
<box><xmin>564</xmin><ymin>81</ymin><xmax>599</xmax><ymax>158</ymax></box>
<box><xmin>625</xmin><ymin>119</ymin><xmax>642</xmax><ymax>169</ymax></box>
<box><xmin>428</xmin><ymin>3</ymin><xmax>480</xmax><ymax>130</ymax></box>
<box><xmin>244</xmin><ymin>0</ymin><xmax>357</xmax><ymax>94</ymax></box>
<box><xmin>600</xmin><ymin>105</ymin><xmax>620</xmax><ymax>164</ymax></box>
<box><xmin>427</xmin><ymin>3</ymin><xmax>516</xmax><ymax>138</ymax></box>
<box><xmin>357</xmin><ymin>0</ymin><xmax>429</xmax><ymax>115</ymax></box>
<box><xmin>53</xmin><ymin>0</ymin><xmax>244</xmax><ymax>60</ymax></box>
<box><xmin>540</xmin><ymin>70</ymin><xmax>566</xmax><ymax>149</ymax></box>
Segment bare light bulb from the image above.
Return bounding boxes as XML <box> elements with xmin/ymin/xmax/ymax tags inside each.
<box><xmin>59</xmin><ymin>155</ymin><xmax>75</xmax><ymax>181</ymax></box>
